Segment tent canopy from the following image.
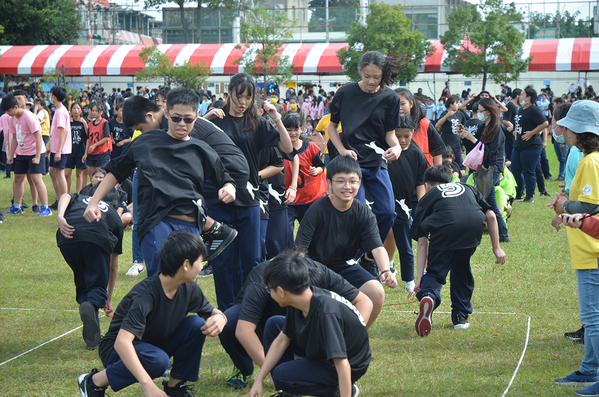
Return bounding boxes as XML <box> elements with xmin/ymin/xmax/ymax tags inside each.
<box><xmin>0</xmin><ymin>38</ymin><xmax>598</xmax><ymax>77</ymax></box>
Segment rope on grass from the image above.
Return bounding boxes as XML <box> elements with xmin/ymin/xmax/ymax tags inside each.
<box><xmin>501</xmin><ymin>316</ymin><xmax>532</xmax><ymax>397</ymax></box>
<box><xmin>0</xmin><ymin>325</ymin><xmax>82</xmax><ymax>367</ymax></box>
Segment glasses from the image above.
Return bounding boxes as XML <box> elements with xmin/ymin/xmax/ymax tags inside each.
<box><xmin>265</xmin><ymin>285</ymin><xmax>274</xmax><ymax>294</ymax></box>
<box><xmin>169</xmin><ymin>114</ymin><xmax>196</xmax><ymax>124</ymax></box>
<box><xmin>332</xmin><ymin>179</ymin><xmax>360</xmax><ymax>187</ymax></box>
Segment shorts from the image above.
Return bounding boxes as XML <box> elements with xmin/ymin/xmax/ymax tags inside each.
<box><xmin>65</xmin><ymin>155</ymin><xmax>88</xmax><ymax>169</ymax></box>
<box><xmin>49</xmin><ymin>152</ymin><xmax>68</xmax><ymax>169</ymax></box>
<box><xmin>14</xmin><ymin>154</ymin><xmax>46</xmax><ymax>175</ymax></box>
<box><xmin>337</xmin><ymin>264</ymin><xmax>377</xmax><ymax>289</ymax></box>
<box><xmin>86</xmin><ymin>152</ymin><xmax>111</xmax><ymax>167</ymax></box>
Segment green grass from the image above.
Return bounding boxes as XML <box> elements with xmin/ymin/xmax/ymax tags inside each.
<box><xmin>0</xmin><ymin>149</ymin><xmax>585</xmax><ymax>396</ymax></box>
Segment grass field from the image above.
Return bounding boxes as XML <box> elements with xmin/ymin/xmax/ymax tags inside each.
<box><xmin>0</xmin><ymin>149</ymin><xmax>588</xmax><ymax>397</ymax></box>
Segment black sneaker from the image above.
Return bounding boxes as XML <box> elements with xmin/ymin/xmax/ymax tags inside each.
<box><xmin>226</xmin><ymin>366</ymin><xmax>249</xmax><ymax>389</ymax></box>
<box><xmin>78</xmin><ymin>369</ymin><xmax>106</xmax><ymax>397</ymax></box>
<box><xmin>269</xmin><ymin>392</ymin><xmax>301</xmax><ymax>397</ymax></box>
<box><xmin>50</xmin><ymin>200</ymin><xmax>59</xmax><ymax>210</ymax></box>
<box><xmin>79</xmin><ymin>302</ymin><xmax>101</xmax><ymax>350</ymax></box>
<box><xmin>32</xmin><ymin>204</ymin><xmax>40</xmax><ymax>213</ymax></box>
<box><xmin>163</xmin><ymin>380</ymin><xmax>195</xmax><ymax>397</ymax></box>
<box><xmin>452</xmin><ymin>312</ymin><xmax>470</xmax><ymax>330</ymax></box>
<box><xmin>333</xmin><ymin>384</ymin><xmax>359</xmax><ymax>397</ymax></box>
<box><xmin>202</xmin><ymin>222</ymin><xmax>238</xmax><ymax>262</ymax></box>
<box><xmin>514</xmin><ymin>196</ymin><xmax>524</xmax><ymax>202</ymax></box>
<box><xmin>198</xmin><ymin>263</ymin><xmax>213</xmax><ymax>277</ymax></box>
<box><xmin>540</xmin><ymin>191</ymin><xmax>550</xmax><ymax>197</ymax></box>
<box><xmin>523</xmin><ymin>196</ymin><xmax>534</xmax><ymax>203</ymax></box>
<box><xmin>359</xmin><ymin>255</ymin><xmax>378</xmax><ymax>279</ymax></box>
<box><xmin>0</xmin><ymin>213</ymin><xmax>5</xmax><ymax>223</ymax></box>
<box><xmin>565</xmin><ymin>326</ymin><xmax>585</xmax><ymax>341</ymax></box>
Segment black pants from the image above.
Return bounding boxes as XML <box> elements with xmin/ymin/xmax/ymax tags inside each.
<box><xmin>60</xmin><ymin>243</ymin><xmax>110</xmax><ymax>309</ymax></box>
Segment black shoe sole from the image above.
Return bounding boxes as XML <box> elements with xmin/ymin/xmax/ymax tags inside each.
<box><xmin>79</xmin><ymin>302</ymin><xmax>101</xmax><ymax>350</ymax></box>
<box><xmin>204</xmin><ymin>229</ymin><xmax>238</xmax><ymax>262</ymax></box>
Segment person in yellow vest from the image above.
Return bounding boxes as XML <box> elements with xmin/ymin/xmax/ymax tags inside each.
<box><xmin>34</xmin><ymin>97</ymin><xmax>51</xmax><ymax>174</ymax></box>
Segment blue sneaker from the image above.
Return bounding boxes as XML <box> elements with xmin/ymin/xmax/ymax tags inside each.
<box><xmin>577</xmin><ymin>382</ymin><xmax>599</xmax><ymax>396</ymax></box>
<box><xmin>555</xmin><ymin>371</ymin><xmax>599</xmax><ymax>386</ymax></box>
<box><xmin>32</xmin><ymin>204</ymin><xmax>40</xmax><ymax>213</ymax></box>
<box><xmin>38</xmin><ymin>205</ymin><xmax>52</xmax><ymax>216</ymax></box>
<box><xmin>4</xmin><ymin>204</ymin><xmax>23</xmax><ymax>214</ymax></box>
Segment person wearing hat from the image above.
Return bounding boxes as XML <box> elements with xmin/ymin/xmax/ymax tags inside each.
<box><xmin>552</xmin><ymin>100</ymin><xmax>599</xmax><ymax>396</ymax></box>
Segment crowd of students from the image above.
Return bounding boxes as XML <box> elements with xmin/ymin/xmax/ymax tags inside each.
<box><xmin>3</xmin><ymin>52</ymin><xmax>599</xmax><ymax>397</ymax></box>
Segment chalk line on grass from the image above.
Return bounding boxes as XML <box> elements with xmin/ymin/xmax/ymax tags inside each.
<box><xmin>1</xmin><ymin>307</ymin><xmax>78</xmax><ymax>312</ymax></box>
<box><xmin>0</xmin><ymin>325</ymin><xmax>82</xmax><ymax>367</ymax></box>
<box><xmin>501</xmin><ymin>316</ymin><xmax>532</xmax><ymax>397</ymax></box>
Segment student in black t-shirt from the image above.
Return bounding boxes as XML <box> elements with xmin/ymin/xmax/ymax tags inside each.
<box><xmin>295</xmin><ymin>156</ymin><xmax>398</xmax><ymax>328</ymax></box>
<box><xmin>56</xmin><ymin>184</ymin><xmax>123</xmax><ymax>350</ymax></box>
<box><xmin>78</xmin><ymin>231</ymin><xmax>228</xmax><ymax>397</ymax></box>
<box><xmin>387</xmin><ymin>115</ymin><xmax>428</xmax><ymax>294</ymax></box>
<box><xmin>218</xmin><ymin>252</ymin><xmax>372</xmax><ymax>389</ymax></box>
<box><xmin>203</xmin><ymin>73</ymin><xmax>293</xmax><ymax>311</ymax></box>
<box><xmin>84</xmin><ymin>88</ymin><xmax>238</xmax><ymax>278</ymax></box>
<box><xmin>327</xmin><ymin>51</ymin><xmax>402</xmax><ymax>248</ymax></box>
<box><xmin>411</xmin><ymin>166</ymin><xmax>506</xmax><ymax>337</ymax></box>
<box><xmin>109</xmin><ymin>101</ymin><xmax>133</xmax><ymax>159</ymax></box>
<box><xmin>248</xmin><ymin>253</ymin><xmax>371</xmax><ymax>397</ymax></box>
<box><xmin>65</xmin><ymin>102</ymin><xmax>89</xmax><ymax>194</ymax></box>
<box><xmin>502</xmin><ymin>89</ymin><xmax>521</xmax><ymax>161</ymax></box>
<box><xmin>435</xmin><ymin>95</ymin><xmax>467</xmax><ymax>168</ymax></box>
<box><xmin>511</xmin><ymin>87</ymin><xmax>549</xmax><ymax>202</ymax></box>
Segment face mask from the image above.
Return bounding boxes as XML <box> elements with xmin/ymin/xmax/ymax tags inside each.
<box><xmin>552</xmin><ymin>129</ymin><xmax>566</xmax><ymax>144</ymax></box>
<box><xmin>520</xmin><ymin>100</ymin><xmax>527</xmax><ymax>106</ymax></box>
<box><xmin>477</xmin><ymin>112</ymin><xmax>488</xmax><ymax>122</ymax></box>
<box><xmin>279</xmin><ymin>100</ymin><xmax>284</xmax><ymax>104</ymax></box>
<box><xmin>270</xmin><ymin>98</ymin><xmax>277</xmax><ymax>104</ymax></box>
<box><xmin>290</xmin><ymin>104</ymin><xmax>297</xmax><ymax>110</ymax></box>
<box><xmin>305</xmin><ymin>98</ymin><xmax>310</xmax><ymax>102</ymax></box>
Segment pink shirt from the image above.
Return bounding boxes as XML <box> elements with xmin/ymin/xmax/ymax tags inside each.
<box><xmin>9</xmin><ymin>110</ymin><xmax>44</xmax><ymax>156</ymax></box>
<box><xmin>0</xmin><ymin>114</ymin><xmax>11</xmax><ymax>154</ymax></box>
<box><xmin>50</xmin><ymin>105</ymin><xmax>72</xmax><ymax>154</ymax></box>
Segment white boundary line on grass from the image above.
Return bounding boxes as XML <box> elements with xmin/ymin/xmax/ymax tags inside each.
<box><xmin>0</xmin><ymin>325</ymin><xmax>82</xmax><ymax>367</ymax></box>
<box><xmin>0</xmin><ymin>307</ymin><xmax>78</xmax><ymax>312</ymax></box>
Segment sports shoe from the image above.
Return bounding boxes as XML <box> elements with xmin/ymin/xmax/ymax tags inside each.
<box><xmin>415</xmin><ymin>296</ymin><xmax>434</xmax><ymax>337</ymax></box>
<box><xmin>514</xmin><ymin>197</ymin><xmax>524</xmax><ymax>202</ymax></box>
<box><xmin>38</xmin><ymin>205</ymin><xmax>52</xmax><ymax>216</ymax></box>
<box><xmin>0</xmin><ymin>213</ymin><xmax>5</xmax><ymax>223</ymax></box>
<box><xmin>269</xmin><ymin>392</ymin><xmax>301</xmax><ymax>397</ymax></box>
<box><xmin>3</xmin><ymin>204</ymin><xmax>23</xmax><ymax>214</ymax></box>
<box><xmin>198</xmin><ymin>263</ymin><xmax>213</xmax><ymax>277</ymax></box>
<box><xmin>226</xmin><ymin>366</ymin><xmax>249</xmax><ymax>389</ymax></box>
<box><xmin>523</xmin><ymin>196</ymin><xmax>534</xmax><ymax>203</ymax></box>
<box><xmin>126</xmin><ymin>262</ymin><xmax>144</xmax><ymax>276</ymax></box>
<box><xmin>452</xmin><ymin>313</ymin><xmax>470</xmax><ymax>330</ymax></box>
<box><xmin>79</xmin><ymin>302</ymin><xmax>101</xmax><ymax>350</ymax></box>
<box><xmin>163</xmin><ymin>380</ymin><xmax>195</xmax><ymax>397</ymax></box>
<box><xmin>540</xmin><ymin>191</ymin><xmax>550</xmax><ymax>197</ymax></box>
<box><xmin>50</xmin><ymin>200</ymin><xmax>59</xmax><ymax>210</ymax></box>
<box><xmin>577</xmin><ymin>382</ymin><xmax>599</xmax><ymax>396</ymax></box>
<box><xmin>202</xmin><ymin>222</ymin><xmax>238</xmax><ymax>262</ymax></box>
<box><xmin>555</xmin><ymin>371</ymin><xmax>599</xmax><ymax>386</ymax></box>
<box><xmin>32</xmin><ymin>204</ymin><xmax>40</xmax><ymax>213</ymax></box>
<box><xmin>359</xmin><ymin>255</ymin><xmax>378</xmax><ymax>279</ymax></box>
<box><xmin>405</xmin><ymin>280</ymin><xmax>415</xmax><ymax>294</ymax></box>
<box><xmin>333</xmin><ymin>384</ymin><xmax>359</xmax><ymax>397</ymax></box>
<box><xmin>565</xmin><ymin>326</ymin><xmax>585</xmax><ymax>341</ymax></box>
<box><xmin>78</xmin><ymin>369</ymin><xmax>106</xmax><ymax>397</ymax></box>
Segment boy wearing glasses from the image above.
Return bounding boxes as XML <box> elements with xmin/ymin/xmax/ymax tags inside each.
<box><xmin>84</xmin><ymin>88</ymin><xmax>237</xmax><ymax>277</ymax></box>
<box><xmin>249</xmin><ymin>252</ymin><xmax>370</xmax><ymax>397</ymax></box>
<box><xmin>295</xmin><ymin>156</ymin><xmax>397</xmax><ymax>328</ymax></box>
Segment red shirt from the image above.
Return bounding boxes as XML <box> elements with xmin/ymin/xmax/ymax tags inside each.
<box><xmin>284</xmin><ymin>141</ymin><xmax>327</xmax><ymax>205</ymax></box>
<box><xmin>87</xmin><ymin>118</ymin><xmax>112</xmax><ymax>155</ymax></box>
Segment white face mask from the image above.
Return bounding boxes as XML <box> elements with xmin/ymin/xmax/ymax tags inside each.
<box><xmin>305</xmin><ymin>98</ymin><xmax>310</xmax><ymax>102</ymax></box>
<box><xmin>552</xmin><ymin>129</ymin><xmax>566</xmax><ymax>144</ymax></box>
<box><xmin>477</xmin><ymin>112</ymin><xmax>487</xmax><ymax>122</ymax></box>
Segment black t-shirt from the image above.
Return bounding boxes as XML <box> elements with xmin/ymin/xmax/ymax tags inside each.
<box><xmin>329</xmin><ymin>83</ymin><xmax>400</xmax><ymax>169</ymax></box>
<box><xmin>513</xmin><ymin>105</ymin><xmax>547</xmax><ymax>151</ymax></box>
<box><xmin>98</xmin><ymin>274</ymin><xmax>214</xmax><ymax>366</ymax></box>
<box><xmin>438</xmin><ymin>110</ymin><xmax>467</xmax><ymax>147</ymax></box>
<box><xmin>282</xmin><ymin>287</ymin><xmax>371</xmax><ymax>378</ymax></box>
<box><xmin>411</xmin><ymin>183</ymin><xmax>491</xmax><ymax>250</ymax></box>
<box><xmin>70</xmin><ymin>119</ymin><xmax>88</xmax><ymax>157</ymax></box>
<box><xmin>211</xmin><ymin>114</ymin><xmax>281</xmax><ymax>206</ymax></box>
<box><xmin>237</xmin><ymin>258</ymin><xmax>360</xmax><ymax>326</ymax></box>
<box><xmin>295</xmin><ymin>196</ymin><xmax>382</xmax><ymax>272</ymax></box>
<box><xmin>422</xmin><ymin>121</ymin><xmax>447</xmax><ymax>159</ymax></box>
<box><xmin>503</xmin><ymin>102</ymin><xmax>518</xmax><ymax>142</ymax></box>
<box><xmin>190</xmin><ymin>117</ymin><xmax>250</xmax><ymax>208</ymax></box>
<box><xmin>56</xmin><ymin>193</ymin><xmax>123</xmax><ymax>255</ymax></box>
<box><xmin>109</xmin><ymin>118</ymin><xmax>133</xmax><ymax>144</ymax></box>
<box><xmin>463</xmin><ymin>123</ymin><xmax>505</xmax><ymax>170</ymax></box>
<box><xmin>103</xmin><ymin>129</ymin><xmax>234</xmax><ymax>241</ymax></box>
<box><xmin>388</xmin><ymin>144</ymin><xmax>428</xmax><ymax>225</ymax></box>
<box><xmin>464</xmin><ymin>119</ymin><xmax>484</xmax><ymax>137</ymax></box>
<box><xmin>263</xmin><ymin>147</ymin><xmax>287</xmax><ymax>212</ymax></box>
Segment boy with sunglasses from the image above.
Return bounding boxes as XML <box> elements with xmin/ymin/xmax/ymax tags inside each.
<box><xmin>84</xmin><ymin>88</ymin><xmax>237</xmax><ymax>277</ymax></box>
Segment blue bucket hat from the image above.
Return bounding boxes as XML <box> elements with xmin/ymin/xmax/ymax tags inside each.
<box><xmin>557</xmin><ymin>100</ymin><xmax>599</xmax><ymax>135</ymax></box>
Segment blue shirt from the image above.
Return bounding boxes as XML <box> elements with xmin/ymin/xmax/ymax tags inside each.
<box><xmin>565</xmin><ymin>145</ymin><xmax>584</xmax><ymax>196</ymax></box>
<box><xmin>537</xmin><ymin>99</ymin><xmax>550</xmax><ymax>117</ymax></box>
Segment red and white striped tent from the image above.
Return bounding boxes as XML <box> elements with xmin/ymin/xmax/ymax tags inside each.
<box><xmin>1</xmin><ymin>38</ymin><xmax>598</xmax><ymax>76</ymax></box>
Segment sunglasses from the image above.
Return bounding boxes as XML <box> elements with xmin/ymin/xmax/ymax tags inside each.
<box><xmin>169</xmin><ymin>115</ymin><xmax>196</xmax><ymax>124</ymax></box>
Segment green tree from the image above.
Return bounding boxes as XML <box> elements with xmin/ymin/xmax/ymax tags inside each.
<box><xmin>527</xmin><ymin>10</ymin><xmax>594</xmax><ymax>39</ymax></box>
<box><xmin>136</xmin><ymin>45</ymin><xmax>211</xmax><ymax>91</ymax></box>
<box><xmin>234</xmin><ymin>8</ymin><xmax>295</xmax><ymax>88</ymax></box>
<box><xmin>338</xmin><ymin>3</ymin><xmax>432</xmax><ymax>84</ymax></box>
<box><xmin>441</xmin><ymin>0</ymin><xmax>531</xmax><ymax>90</ymax></box>
<box><xmin>0</xmin><ymin>0</ymin><xmax>80</xmax><ymax>45</ymax></box>
<box><xmin>308</xmin><ymin>0</ymin><xmax>360</xmax><ymax>33</ymax></box>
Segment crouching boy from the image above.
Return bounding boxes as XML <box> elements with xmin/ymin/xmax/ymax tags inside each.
<box><xmin>78</xmin><ymin>230</ymin><xmax>228</xmax><ymax>397</ymax></box>
<box><xmin>248</xmin><ymin>253</ymin><xmax>371</xmax><ymax>397</ymax></box>
<box><xmin>412</xmin><ymin>165</ymin><xmax>506</xmax><ymax>337</ymax></box>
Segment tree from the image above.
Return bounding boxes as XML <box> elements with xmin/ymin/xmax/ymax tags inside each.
<box><xmin>338</xmin><ymin>3</ymin><xmax>432</xmax><ymax>84</ymax></box>
<box><xmin>136</xmin><ymin>46</ymin><xmax>211</xmax><ymax>92</ymax></box>
<box><xmin>0</xmin><ymin>0</ymin><xmax>80</xmax><ymax>45</ymax></box>
<box><xmin>234</xmin><ymin>8</ymin><xmax>295</xmax><ymax>88</ymax></box>
<box><xmin>527</xmin><ymin>10</ymin><xmax>594</xmax><ymax>39</ymax></box>
<box><xmin>440</xmin><ymin>0</ymin><xmax>531</xmax><ymax>90</ymax></box>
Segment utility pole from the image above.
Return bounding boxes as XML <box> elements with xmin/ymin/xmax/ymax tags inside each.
<box><xmin>325</xmin><ymin>0</ymin><xmax>329</xmax><ymax>44</ymax></box>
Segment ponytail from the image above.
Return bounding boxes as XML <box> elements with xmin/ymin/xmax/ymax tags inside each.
<box><xmin>359</xmin><ymin>51</ymin><xmax>399</xmax><ymax>90</ymax></box>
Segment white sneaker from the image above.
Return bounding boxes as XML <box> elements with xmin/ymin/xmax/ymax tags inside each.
<box><xmin>126</xmin><ymin>263</ymin><xmax>144</xmax><ymax>276</ymax></box>
<box><xmin>405</xmin><ymin>280</ymin><xmax>415</xmax><ymax>294</ymax></box>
